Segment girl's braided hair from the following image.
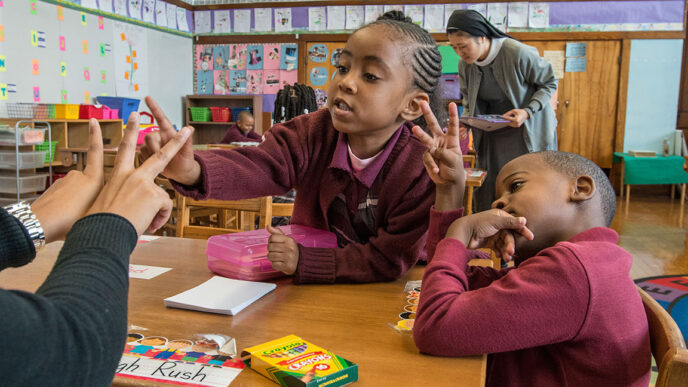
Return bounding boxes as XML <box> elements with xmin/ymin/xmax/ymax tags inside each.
<box><xmin>360</xmin><ymin>10</ymin><xmax>447</xmax><ymax>130</ymax></box>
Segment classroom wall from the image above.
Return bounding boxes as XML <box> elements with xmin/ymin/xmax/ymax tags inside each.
<box><xmin>0</xmin><ymin>0</ymin><xmax>192</xmax><ymax>127</ymax></box>
<box><xmin>623</xmin><ymin>39</ymin><xmax>683</xmax><ymax>154</ymax></box>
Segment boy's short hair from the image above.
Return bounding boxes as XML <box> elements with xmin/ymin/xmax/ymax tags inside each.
<box><xmin>237</xmin><ymin>110</ymin><xmax>253</xmax><ymax>121</ymax></box>
<box><xmin>534</xmin><ymin>151</ymin><xmax>616</xmax><ymax>226</ymax></box>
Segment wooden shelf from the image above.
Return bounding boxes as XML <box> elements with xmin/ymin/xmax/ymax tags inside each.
<box><xmin>185</xmin><ymin>95</ymin><xmax>262</xmax><ymax>144</ymax></box>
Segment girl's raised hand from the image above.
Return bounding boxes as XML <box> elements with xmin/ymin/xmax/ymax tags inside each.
<box><xmin>139</xmin><ymin>96</ymin><xmax>201</xmax><ymax>186</ymax></box>
<box><xmin>411</xmin><ymin>101</ymin><xmax>466</xmax><ymax>211</ymax></box>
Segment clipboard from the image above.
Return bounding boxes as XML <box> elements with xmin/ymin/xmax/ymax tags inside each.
<box><xmin>460</xmin><ymin>115</ymin><xmax>511</xmax><ymax>132</ymax></box>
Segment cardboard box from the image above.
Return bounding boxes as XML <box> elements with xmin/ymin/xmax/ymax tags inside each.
<box><xmin>242</xmin><ymin>335</ymin><xmax>357</xmax><ymax>387</ymax></box>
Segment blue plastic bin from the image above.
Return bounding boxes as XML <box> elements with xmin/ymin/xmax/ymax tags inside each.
<box><xmin>231</xmin><ymin>107</ymin><xmax>252</xmax><ymax>122</ymax></box>
<box><xmin>97</xmin><ymin>97</ymin><xmax>140</xmax><ymax>124</ymax></box>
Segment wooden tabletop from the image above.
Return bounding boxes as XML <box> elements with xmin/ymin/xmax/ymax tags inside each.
<box><xmin>0</xmin><ymin>237</ymin><xmax>486</xmax><ymax>386</ymax></box>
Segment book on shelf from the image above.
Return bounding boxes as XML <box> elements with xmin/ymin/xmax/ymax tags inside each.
<box><xmin>628</xmin><ymin>150</ymin><xmax>657</xmax><ymax>158</ymax></box>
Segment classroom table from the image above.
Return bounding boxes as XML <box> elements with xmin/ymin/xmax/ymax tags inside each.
<box><xmin>612</xmin><ymin>152</ymin><xmax>688</xmax><ymax>218</ymax></box>
<box><xmin>465</xmin><ymin>168</ymin><xmax>488</xmax><ymax>215</ymax></box>
<box><xmin>0</xmin><ymin>237</ymin><xmax>487</xmax><ymax>386</ymax></box>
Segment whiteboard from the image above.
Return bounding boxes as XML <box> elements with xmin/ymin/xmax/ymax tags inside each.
<box><xmin>0</xmin><ymin>0</ymin><xmax>191</xmax><ymax>126</ymax></box>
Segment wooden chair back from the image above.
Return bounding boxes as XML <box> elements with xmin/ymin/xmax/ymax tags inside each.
<box><xmin>176</xmin><ymin>195</ymin><xmax>294</xmax><ymax>239</ymax></box>
<box><xmin>638</xmin><ymin>287</ymin><xmax>688</xmax><ymax>387</ymax></box>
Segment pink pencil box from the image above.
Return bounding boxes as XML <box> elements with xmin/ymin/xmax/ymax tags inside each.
<box><xmin>206</xmin><ymin>225</ymin><xmax>338</xmax><ymax>281</ymax></box>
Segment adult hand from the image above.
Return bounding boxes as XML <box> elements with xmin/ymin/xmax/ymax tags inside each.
<box><xmin>266</xmin><ymin>225</ymin><xmax>299</xmax><ymax>275</ymax></box>
<box><xmin>445</xmin><ymin>209</ymin><xmax>534</xmax><ymax>262</ymax></box>
<box><xmin>411</xmin><ymin>101</ymin><xmax>466</xmax><ymax>211</ymax></box>
<box><xmin>87</xmin><ymin>113</ymin><xmax>194</xmax><ymax>235</ymax></box>
<box><xmin>139</xmin><ymin>96</ymin><xmax>201</xmax><ymax>186</ymax></box>
<box><xmin>31</xmin><ymin>119</ymin><xmax>104</xmax><ymax>243</ymax></box>
<box><xmin>502</xmin><ymin>108</ymin><xmax>529</xmax><ymax>128</ymax></box>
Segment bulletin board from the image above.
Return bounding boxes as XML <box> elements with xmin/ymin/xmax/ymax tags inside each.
<box><xmin>305</xmin><ymin>41</ymin><xmax>345</xmax><ymax>109</ymax></box>
<box><xmin>0</xmin><ymin>0</ymin><xmax>192</xmax><ymax>126</ymax></box>
<box><xmin>193</xmin><ymin>43</ymin><xmax>298</xmax><ymax>96</ymax></box>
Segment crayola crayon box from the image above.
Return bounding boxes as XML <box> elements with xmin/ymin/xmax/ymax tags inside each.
<box><xmin>242</xmin><ymin>335</ymin><xmax>358</xmax><ymax>387</ymax></box>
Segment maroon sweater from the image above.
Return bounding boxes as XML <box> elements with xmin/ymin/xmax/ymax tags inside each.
<box><xmin>173</xmin><ymin>109</ymin><xmax>434</xmax><ymax>284</ymax></box>
<box><xmin>219</xmin><ymin>125</ymin><xmax>262</xmax><ymax>144</ymax></box>
<box><xmin>414</xmin><ymin>209</ymin><xmax>651</xmax><ymax>386</ymax></box>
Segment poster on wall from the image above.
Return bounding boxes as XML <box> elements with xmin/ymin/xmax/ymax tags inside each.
<box><xmin>195</xmin><ymin>45</ymin><xmax>213</xmax><ymax>71</ymax></box>
<box><xmin>229</xmin><ymin>70</ymin><xmax>247</xmax><ymax>94</ymax></box>
<box><xmin>280</xmin><ymin>43</ymin><xmax>297</xmax><ymax>70</ymax></box>
<box><xmin>214</xmin><ymin>10</ymin><xmax>231</xmax><ymax>33</ymax></box>
<box><xmin>214</xmin><ymin>70</ymin><xmax>229</xmax><ymax>94</ymax></box>
<box><xmin>213</xmin><ymin>45</ymin><xmax>229</xmax><ymax>70</ymax></box>
<box><xmin>229</xmin><ymin>44</ymin><xmax>247</xmax><ymax>70</ymax></box>
<box><xmin>196</xmin><ymin>70</ymin><xmax>213</xmax><ymax>94</ymax></box>
<box><xmin>142</xmin><ymin>0</ymin><xmax>155</xmax><ymax>23</ymax></box>
<box><xmin>247</xmin><ymin>70</ymin><xmax>263</xmax><ymax>94</ymax></box>
<box><xmin>155</xmin><ymin>0</ymin><xmax>167</xmax><ymax>27</ymax></box>
<box><xmin>246</xmin><ymin>44</ymin><xmax>264</xmax><ymax>70</ymax></box>
<box><xmin>305</xmin><ymin>41</ymin><xmax>345</xmax><ymax>108</ymax></box>
<box><xmin>113</xmin><ymin>21</ymin><xmax>149</xmax><ymax>97</ymax></box>
<box><xmin>263</xmin><ymin>43</ymin><xmax>280</xmax><ymax>70</ymax></box>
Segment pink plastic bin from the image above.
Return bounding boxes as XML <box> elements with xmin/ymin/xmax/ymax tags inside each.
<box><xmin>206</xmin><ymin>225</ymin><xmax>338</xmax><ymax>281</ymax></box>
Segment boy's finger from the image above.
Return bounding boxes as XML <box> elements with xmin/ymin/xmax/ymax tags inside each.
<box><xmin>420</xmin><ymin>101</ymin><xmax>444</xmax><ymax>138</ymax></box>
<box><xmin>113</xmin><ymin>112</ymin><xmax>140</xmax><ymax>173</ymax></box>
<box><xmin>145</xmin><ymin>96</ymin><xmax>176</xmax><ymax>141</ymax></box>
<box><xmin>139</xmin><ymin>127</ymin><xmax>192</xmax><ymax>179</ymax></box>
<box><xmin>84</xmin><ymin>119</ymin><xmax>104</xmax><ymax>178</ymax></box>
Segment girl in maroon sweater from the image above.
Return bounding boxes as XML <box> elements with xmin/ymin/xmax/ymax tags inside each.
<box><xmin>410</xmin><ymin>103</ymin><xmax>650</xmax><ymax>386</ymax></box>
<box><xmin>140</xmin><ymin>12</ymin><xmax>445</xmax><ymax>284</ymax></box>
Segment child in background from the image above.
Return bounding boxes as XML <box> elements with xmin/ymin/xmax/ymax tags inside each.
<box><xmin>140</xmin><ymin>11</ymin><xmax>446</xmax><ymax>284</ymax></box>
<box><xmin>410</xmin><ymin>102</ymin><xmax>650</xmax><ymax>386</ymax></box>
<box><xmin>219</xmin><ymin>110</ymin><xmax>261</xmax><ymax>144</ymax></box>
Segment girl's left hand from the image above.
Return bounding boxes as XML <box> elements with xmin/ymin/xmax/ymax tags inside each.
<box><xmin>267</xmin><ymin>225</ymin><xmax>299</xmax><ymax>275</ymax></box>
<box><xmin>502</xmin><ymin>108</ymin><xmax>530</xmax><ymax>127</ymax></box>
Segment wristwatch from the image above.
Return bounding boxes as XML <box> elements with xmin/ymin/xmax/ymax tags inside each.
<box><xmin>4</xmin><ymin>201</ymin><xmax>45</xmax><ymax>250</ymax></box>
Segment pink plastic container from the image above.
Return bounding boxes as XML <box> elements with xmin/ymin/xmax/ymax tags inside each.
<box><xmin>206</xmin><ymin>225</ymin><xmax>338</xmax><ymax>281</ymax></box>
<box><xmin>137</xmin><ymin>126</ymin><xmax>159</xmax><ymax>144</ymax></box>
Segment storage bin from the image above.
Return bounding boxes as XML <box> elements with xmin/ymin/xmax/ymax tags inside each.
<box><xmin>0</xmin><ymin>174</ymin><xmax>48</xmax><ymax>194</ymax></box>
<box><xmin>101</xmin><ymin>106</ymin><xmax>119</xmax><ymax>119</ymax></box>
<box><xmin>0</xmin><ymin>125</ymin><xmax>46</xmax><ymax>145</ymax></box>
<box><xmin>209</xmin><ymin>107</ymin><xmax>231</xmax><ymax>122</ymax></box>
<box><xmin>230</xmin><ymin>107</ymin><xmax>251</xmax><ymax>121</ymax></box>
<box><xmin>34</xmin><ymin>104</ymin><xmax>55</xmax><ymax>119</ymax></box>
<box><xmin>0</xmin><ymin>151</ymin><xmax>49</xmax><ymax>169</ymax></box>
<box><xmin>206</xmin><ymin>225</ymin><xmax>338</xmax><ymax>281</ymax></box>
<box><xmin>35</xmin><ymin>140</ymin><xmax>58</xmax><ymax>163</ymax></box>
<box><xmin>189</xmin><ymin>106</ymin><xmax>211</xmax><ymax>122</ymax></box>
<box><xmin>79</xmin><ymin>105</ymin><xmax>103</xmax><ymax>119</ymax></box>
<box><xmin>96</xmin><ymin>97</ymin><xmax>140</xmax><ymax>124</ymax></box>
<box><xmin>55</xmin><ymin>104</ymin><xmax>80</xmax><ymax>119</ymax></box>
<box><xmin>6</xmin><ymin>103</ymin><xmax>36</xmax><ymax>119</ymax></box>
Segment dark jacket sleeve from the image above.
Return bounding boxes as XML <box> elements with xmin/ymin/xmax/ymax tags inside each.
<box><xmin>0</xmin><ymin>213</ymin><xmax>137</xmax><ymax>386</ymax></box>
<box><xmin>0</xmin><ymin>207</ymin><xmax>36</xmax><ymax>270</ymax></box>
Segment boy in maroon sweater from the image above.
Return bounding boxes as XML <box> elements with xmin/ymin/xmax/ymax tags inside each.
<box><xmin>410</xmin><ymin>102</ymin><xmax>651</xmax><ymax>386</ymax></box>
<box><xmin>141</xmin><ymin>12</ymin><xmax>446</xmax><ymax>284</ymax></box>
<box><xmin>219</xmin><ymin>110</ymin><xmax>262</xmax><ymax>144</ymax></box>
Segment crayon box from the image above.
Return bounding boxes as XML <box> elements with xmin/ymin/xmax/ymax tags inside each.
<box><xmin>242</xmin><ymin>335</ymin><xmax>358</xmax><ymax>387</ymax></box>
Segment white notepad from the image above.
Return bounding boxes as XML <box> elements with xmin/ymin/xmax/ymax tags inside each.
<box><xmin>164</xmin><ymin>276</ymin><xmax>276</xmax><ymax>316</ymax></box>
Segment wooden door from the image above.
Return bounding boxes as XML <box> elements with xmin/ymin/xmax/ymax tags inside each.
<box><xmin>524</xmin><ymin>40</ymin><xmax>621</xmax><ymax>168</ymax></box>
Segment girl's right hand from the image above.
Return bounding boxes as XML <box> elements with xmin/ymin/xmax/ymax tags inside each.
<box><xmin>139</xmin><ymin>96</ymin><xmax>201</xmax><ymax>186</ymax></box>
<box><xmin>412</xmin><ymin>101</ymin><xmax>466</xmax><ymax>211</ymax></box>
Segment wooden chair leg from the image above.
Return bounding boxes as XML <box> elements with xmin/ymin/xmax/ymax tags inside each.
<box><xmin>625</xmin><ymin>185</ymin><xmax>630</xmax><ymax>215</ymax></box>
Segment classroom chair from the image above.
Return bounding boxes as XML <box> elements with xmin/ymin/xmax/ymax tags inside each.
<box><xmin>638</xmin><ymin>287</ymin><xmax>688</xmax><ymax>387</ymax></box>
<box><xmin>176</xmin><ymin>195</ymin><xmax>294</xmax><ymax>239</ymax></box>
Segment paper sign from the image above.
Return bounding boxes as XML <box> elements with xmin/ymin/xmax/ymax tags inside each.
<box><xmin>176</xmin><ymin>8</ymin><xmax>189</xmax><ymax>32</ymax></box>
<box><xmin>31</xmin><ymin>30</ymin><xmax>38</xmax><ymax>47</ymax></box>
<box><xmin>59</xmin><ymin>36</ymin><xmax>66</xmax><ymax>51</ymax></box>
<box><xmin>508</xmin><ymin>2</ymin><xmax>529</xmax><ymax>28</ymax></box>
<box><xmin>404</xmin><ymin>5</ymin><xmax>424</xmax><ymax>26</ymax></box>
<box><xmin>0</xmin><ymin>26</ymin><xmax>4</xmax><ymax>42</ymax></box>
<box><xmin>142</xmin><ymin>0</ymin><xmax>156</xmax><ymax>23</ymax></box>
<box><xmin>7</xmin><ymin>84</ymin><xmax>16</xmax><ymax>93</ymax></box>
<box><xmin>32</xmin><ymin>59</ymin><xmax>39</xmax><ymax>75</ymax></box>
<box><xmin>308</xmin><ymin>7</ymin><xmax>326</xmax><ymax>32</ymax></box>
<box><xmin>565</xmin><ymin>57</ymin><xmax>586</xmax><ymax>72</ymax></box>
<box><xmin>33</xmin><ymin>87</ymin><xmax>40</xmax><ymax>102</ymax></box>
<box><xmin>487</xmin><ymin>3</ymin><xmax>508</xmax><ymax>30</ymax></box>
<box><xmin>81</xmin><ymin>12</ymin><xmax>87</xmax><ymax>26</ymax></box>
<box><xmin>234</xmin><ymin>9</ymin><xmax>250</xmax><ymax>33</ymax></box>
<box><xmin>61</xmin><ymin>89</ymin><xmax>68</xmax><ymax>103</ymax></box>
<box><xmin>254</xmin><ymin>8</ymin><xmax>272</xmax><ymax>33</ymax></box>
<box><xmin>98</xmin><ymin>16</ymin><xmax>104</xmax><ymax>30</ymax></box>
<box><xmin>213</xmin><ymin>10</ymin><xmax>231</xmax><ymax>33</ymax></box>
<box><xmin>82</xmin><ymin>40</ymin><xmax>88</xmax><ymax>54</ymax></box>
<box><xmin>101</xmin><ymin>70</ymin><xmax>107</xmax><ymax>84</ymax></box>
<box><xmin>100</xmin><ymin>43</ymin><xmax>106</xmax><ymax>56</ymax></box>
<box><xmin>30</xmin><ymin>0</ymin><xmax>37</xmax><ymax>15</ymax></box>
<box><xmin>327</xmin><ymin>6</ymin><xmax>345</xmax><ymax>30</ymax></box>
<box><xmin>194</xmin><ymin>10</ymin><xmax>211</xmax><ymax>34</ymax></box>
<box><xmin>129</xmin><ymin>264</ymin><xmax>171</xmax><ymax>279</ymax></box>
<box><xmin>0</xmin><ymin>84</ymin><xmax>7</xmax><ymax>100</ymax></box>
<box><xmin>543</xmin><ymin>50</ymin><xmax>565</xmax><ymax>79</ymax></box>
<box><xmin>84</xmin><ymin>91</ymin><xmax>91</xmax><ymax>104</ymax></box>
<box><xmin>57</xmin><ymin>6</ymin><xmax>64</xmax><ymax>21</ymax></box>
<box><xmin>565</xmin><ymin>42</ymin><xmax>587</xmax><ymax>58</ymax></box>
<box><xmin>37</xmin><ymin>31</ymin><xmax>46</xmax><ymax>48</ymax></box>
<box><xmin>365</xmin><ymin>5</ymin><xmax>383</xmax><ymax>24</ymax></box>
<box><xmin>83</xmin><ymin>67</ymin><xmax>91</xmax><ymax>81</ymax></box>
<box><xmin>274</xmin><ymin>8</ymin><xmax>291</xmax><ymax>33</ymax></box>
<box><xmin>0</xmin><ymin>1</ymin><xmax>4</xmax><ymax>6</ymax></box>
<box><xmin>117</xmin><ymin>354</ymin><xmax>243</xmax><ymax>386</ymax></box>
<box><xmin>528</xmin><ymin>3</ymin><xmax>550</xmax><ymax>29</ymax></box>
<box><xmin>0</xmin><ymin>55</ymin><xmax>4</xmax><ymax>72</ymax></box>
<box><xmin>345</xmin><ymin>5</ymin><xmax>364</xmax><ymax>30</ymax></box>
<box><xmin>424</xmin><ymin>4</ymin><xmax>445</xmax><ymax>32</ymax></box>
<box><xmin>60</xmin><ymin>61</ymin><xmax>66</xmax><ymax>77</ymax></box>
<box><xmin>155</xmin><ymin>0</ymin><xmax>167</xmax><ymax>28</ymax></box>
